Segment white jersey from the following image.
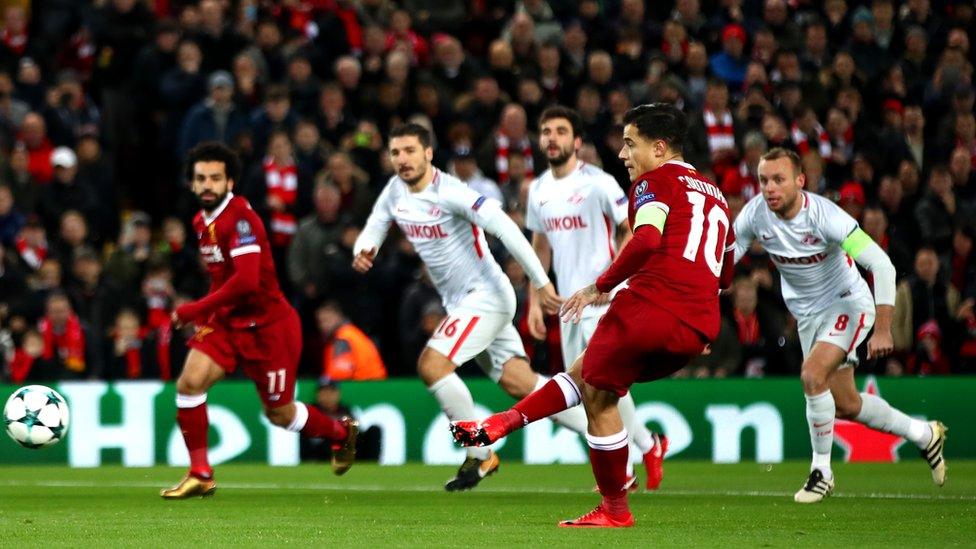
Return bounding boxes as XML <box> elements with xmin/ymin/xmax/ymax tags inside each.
<box><xmin>355</xmin><ymin>169</ymin><xmax>514</xmax><ymax>312</ymax></box>
<box><xmin>526</xmin><ymin>161</ymin><xmax>628</xmax><ymax>315</ymax></box>
<box><xmin>733</xmin><ymin>191</ymin><xmax>871</xmax><ymax>317</ymax></box>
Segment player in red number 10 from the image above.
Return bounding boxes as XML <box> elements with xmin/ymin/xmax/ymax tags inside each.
<box><xmin>452</xmin><ymin>103</ymin><xmax>736</xmax><ymax>527</ymax></box>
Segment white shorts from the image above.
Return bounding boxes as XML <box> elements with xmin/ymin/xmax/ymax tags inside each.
<box><xmin>559</xmin><ymin>308</ymin><xmax>606</xmax><ymax>370</ymax></box>
<box><xmin>426</xmin><ymin>306</ymin><xmax>526</xmax><ymax>382</ymax></box>
<box><xmin>796</xmin><ymin>291</ymin><xmax>875</xmax><ymax>368</ymax></box>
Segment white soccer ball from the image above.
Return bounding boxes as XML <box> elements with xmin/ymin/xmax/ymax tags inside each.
<box><xmin>4</xmin><ymin>385</ymin><xmax>70</xmax><ymax>449</ymax></box>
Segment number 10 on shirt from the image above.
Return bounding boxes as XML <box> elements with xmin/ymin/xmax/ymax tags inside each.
<box><xmin>682</xmin><ymin>192</ymin><xmax>730</xmax><ymax>276</ymax></box>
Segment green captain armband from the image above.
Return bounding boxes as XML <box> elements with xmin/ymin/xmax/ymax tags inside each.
<box><xmin>634</xmin><ymin>205</ymin><xmax>668</xmax><ymax>232</ymax></box>
<box><xmin>841</xmin><ymin>228</ymin><xmax>873</xmax><ymax>259</ymax></box>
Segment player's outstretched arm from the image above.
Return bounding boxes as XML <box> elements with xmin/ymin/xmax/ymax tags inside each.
<box><xmin>843</xmin><ymin>228</ymin><xmax>897</xmax><ymax>359</ymax></box>
<box><xmin>527</xmin><ymin>233</ymin><xmax>552</xmax><ymax>339</ymax></box>
<box><xmin>174</xmin><ymin>252</ymin><xmax>260</xmax><ymax>325</ymax></box>
<box><xmin>480</xmin><ymin>209</ymin><xmax>562</xmax><ymax>312</ymax></box>
<box><xmin>352</xmin><ymin>181</ymin><xmax>395</xmax><ymax>271</ymax></box>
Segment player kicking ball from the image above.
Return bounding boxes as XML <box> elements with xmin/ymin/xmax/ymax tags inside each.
<box><xmin>161</xmin><ymin>143</ymin><xmax>357</xmax><ymax>499</ymax></box>
<box><xmin>453</xmin><ymin>103</ymin><xmax>735</xmax><ymax>527</ymax></box>
<box><xmin>732</xmin><ymin>148</ymin><xmax>947</xmax><ymax>503</ymax></box>
<box><xmin>526</xmin><ymin>106</ymin><xmax>667</xmax><ymax>491</ymax></box>
<box><xmin>353</xmin><ymin>124</ymin><xmax>592</xmax><ymax>491</ymax></box>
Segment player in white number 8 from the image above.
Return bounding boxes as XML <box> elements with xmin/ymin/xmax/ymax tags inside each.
<box><xmin>732</xmin><ymin>147</ymin><xmax>947</xmax><ymax>503</ymax></box>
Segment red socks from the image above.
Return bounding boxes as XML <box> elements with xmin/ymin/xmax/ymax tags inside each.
<box><xmin>512</xmin><ymin>372</ymin><xmax>581</xmax><ymax>424</ymax></box>
<box><xmin>587</xmin><ymin>431</ymin><xmax>632</xmax><ymax>518</ymax></box>
<box><xmin>176</xmin><ymin>395</ymin><xmax>211</xmax><ymax>479</ymax></box>
<box><xmin>300</xmin><ymin>404</ymin><xmax>348</xmax><ymax>441</ymax></box>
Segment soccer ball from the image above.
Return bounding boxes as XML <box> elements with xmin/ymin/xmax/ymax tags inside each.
<box><xmin>4</xmin><ymin>385</ymin><xmax>70</xmax><ymax>449</ymax></box>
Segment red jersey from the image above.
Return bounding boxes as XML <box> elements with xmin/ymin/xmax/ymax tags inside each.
<box><xmin>191</xmin><ymin>194</ymin><xmax>291</xmax><ymax>328</ymax></box>
<box><xmin>625</xmin><ymin>161</ymin><xmax>733</xmax><ymax>339</ymax></box>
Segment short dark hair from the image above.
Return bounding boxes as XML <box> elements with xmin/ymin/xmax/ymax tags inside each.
<box><xmin>623</xmin><ymin>103</ymin><xmax>687</xmax><ymax>153</ymax></box>
<box><xmin>539</xmin><ymin>106</ymin><xmax>583</xmax><ymax>138</ymax></box>
<box><xmin>389</xmin><ymin>123</ymin><xmax>432</xmax><ymax>148</ymax></box>
<box><xmin>185</xmin><ymin>141</ymin><xmax>241</xmax><ymax>183</ymax></box>
<box><xmin>760</xmin><ymin>147</ymin><xmax>802</xmax><ymax>173</ymax></box>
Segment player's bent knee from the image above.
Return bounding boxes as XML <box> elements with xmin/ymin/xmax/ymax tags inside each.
<box><xmin>417</xmin><ymin>347</ymin><xmax>455</xmax><ymax>386</ymax></box>
<box><xmin>833</xmin><ymin>396</ymin><xmax>861</xmax><ymax>419</ymax></box>
<box><xmin>175</xmin><ymin>375</ymin><xmax>206</xmax><ymax>396</ymax></box>
<box><xmin>800</xmin><ymin>367</ymin><xmax>829</xmax><ymax>394</ymax></box>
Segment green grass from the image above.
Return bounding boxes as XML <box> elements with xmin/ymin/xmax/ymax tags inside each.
<box><xmin>0</xmin><ymin>461</ymin><xmax>973</xmax><ymax>547</ymax></box>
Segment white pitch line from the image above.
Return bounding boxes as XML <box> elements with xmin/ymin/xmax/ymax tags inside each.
<box><xmin>0</xmin><ymin>480</ymin><xmax>973</xmax><ymax>502</ymax></box>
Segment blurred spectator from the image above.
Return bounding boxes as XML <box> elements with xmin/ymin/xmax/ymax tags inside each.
<box><xmin>44</xmin><ymin>70</ymin><xmax>100</xmax><ymax>148</ymax></box>
<box><xmin>316</xmin><ymin>301</ymin><xmax>387</xmax><ymax>381</ymax></box>
<box><xmin>178</xmin><ymin>70</ymin><xmax>247</xmax><ymax>158</ymax></box>
<box><xmin>0</xmin><ymin>183</ymin><xmax>24</xmax><ymax>246</ymax></box>
<box><xmin>711</xmin><ymin>24</ymin><xmax>748</xmax><ymax>89</ymax></box>
<box><xmin>321</xmin><ymin>151</ymin><xmax>373</xmax><ymax>225</ymax></box>
<box><xmin>450</xmin><ymin>145</ymin><xmax>502</xmax><ymax>204</ymax></box>
<box><xmin>477</xmin><ymin>104</ymin><xmax>544</xmax><ymax>187</ymax></box>
<box><xmin>53</xmin><ymin>210</ymin><xmax>90</xmax><ymax>265</ymax></box>
<box><xmin>249</xmin><ymin>85</ymin><xmax>298</xmax><ymax>157</ymax></box>
<box><xmin>36</xmin><ymin>291</ymin><xmax>88</xmax><ymax>379</ymax></box>
<box><xmin>104</xmin><ymin>307</ymin><xmax>178</xmax><ymax>381</ymax></box>
<box><xmin>39</xmin><ymin>147</ymin><xmax>97</xmax><ymax>237</ymax></box>
<box><xmin>243</xmin><ymin>130</ymin><xmax>310</xmax><ymax>290</ymax></box>
<box><xmin>894</xmin><ymin>247</ymin><xmax>960</xmax><ymax>355</ymax></box>
<box><xmin>904</xmin><ymin>319</ymin><xmax>951</xmax><ymax>375</ymax></box>
<box><xmin>862</xmin><ymin>204</ymin><xmax>913</xmax><ymax>279</ymax></box>
<box><xmin>837</xmin><ymin>181</ymin><xmax>866</xmax><ymax>220</ymax></box>
<box><xmin>914</xmin><ymin>165</ymin><xmax>968</xmax><ymax>253</ymax></box>
<box><xmin>686</xmin><ymin>78</ymin><xmax>740</xmax><ymax>178</ymax></box>
<box><xmin>192</xmin><ymin>0</ymin><xmax>247</xmax><ymax>73</ymax></box>
<box><xmin>14</xmin><ymin>217</ymin><xmax>47</xmax><ymax>273</ymax></box>
<box><xmin>104</xmin><ymin>212</ymin><xmax>154</xmax><ymax>289</ymax></box>
<box><xmin>18</xmin><ymin>112</ymin><xmax>54</xmax><ymax>184</ymax></box>
<box><xmin>287</xmin><ymin>180</ymin><xmax>344</xmax><ymax>308</ymax></box>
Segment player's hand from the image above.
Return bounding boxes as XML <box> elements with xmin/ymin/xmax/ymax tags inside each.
<box><xmin>560</xmin><ymin>284</ymin><xmax>602</xmax><ymax>324</ymax></box>
<box><xmin>527</xmin><ymin>302</ymin><xmax>547</xmax><ymax>340</ymax></box>
<box><xmin>867</xmin><ymin>329</ymin><xmax>894</xmax><ymax>360</ymax></box>
<box><xmin>352</xmin><ymin>247</ymin><xmax>377</xmax><ymax>273</ymax></box>
<box><xmin>171</xmin><ymin>310</ymin><xmax>186</xmax><ymax>329</ymax></box>
<box><xmin>535</xmin><ymin>283</ymin><xmax>564</xmax><ymax>315</ymax></box>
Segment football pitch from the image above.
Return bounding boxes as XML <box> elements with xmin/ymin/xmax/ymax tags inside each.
<box><xmin>0</xmin><ymin>461</ymin><xmax>973</xmax><ymax>547</ymax></box>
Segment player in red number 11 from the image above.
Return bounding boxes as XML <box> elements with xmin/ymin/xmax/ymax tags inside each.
<box><xmin>161</xmin><ymin>142</ymin><xmax>357</xmax><ymax>499</ymax></box>
<box><xmin>452</xmin><ymin>103</ymin><xmax>736</xmax><ymax>527</ymax></box>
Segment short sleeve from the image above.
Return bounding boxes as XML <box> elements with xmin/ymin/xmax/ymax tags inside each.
<box><xmin>228</xmin><ymin>207</ymin><xmax>263</xmax><ymax>258</ymax></box>
<box><xmin>597</xmin><ymin>173</ymin><xmax>629</xmax><ymax>226</ymax></box>
<box><xmin>732</xmin><ymin>196</ymin><xmax>758</xmax><ymax>262</ymax></box>
<box><xmin>632</xmin><ymin>172</ymin><xmax>674</xmax><ymax>216</ymax></box>
<box><xmin>818</xmin><ymin>198</ymin><xmax>859</xmax><ymax>245</ymax></box>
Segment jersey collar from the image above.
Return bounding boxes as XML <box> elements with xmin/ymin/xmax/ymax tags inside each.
<box><xmin>203</xmin><ymin>192</ymin><xmax>234</xmax><ymax>226</ymax></box>
<box><xmin>664</xmin><ymin>159</ymin><xmax>696</xmax><ymax>171</ymax></box>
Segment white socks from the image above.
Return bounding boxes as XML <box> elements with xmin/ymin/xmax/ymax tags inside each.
<box><xmin>855</xmin><ymin>392</ymin><xmax>933</xmax><ymax>448</ymax></box>
<box><xmin>805</xmin><ymin>390</ymin><xmax>835</xmax><ymax>479</ymax></box>
<box><xmin>619</xmin><ymin>392</ymin><xmax>655</xmax><ymax>454</ymax></box>
<box><xmin>286</xmin><ymin>401</ymin><xmax>309</xmax><ymax>432</ymax></box>
<box><xmin>534</xmin><ymin>375</ymin><xmax>590</xmax><ymax>435</ymax></box>
<box><xmin>429</xmin><ymin>373</ymin><xmax>490</xmax><ymax>460</ymax></box>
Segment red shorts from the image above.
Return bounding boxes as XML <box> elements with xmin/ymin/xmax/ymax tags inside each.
<box><xmin>188</xmin><ymin>308</ymin><xmax>302</xmax><ymax>408</ymax></box>
<box><xmin>582</xmin><ymin>290</ymin><xmax>707</xmax><ymax>397</ymax></box>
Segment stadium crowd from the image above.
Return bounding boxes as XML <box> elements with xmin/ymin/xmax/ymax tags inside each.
<box><xmin>0</xmin><ymin>0</ymin><xmax>974</xmax><ymax>383</ymax></box>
